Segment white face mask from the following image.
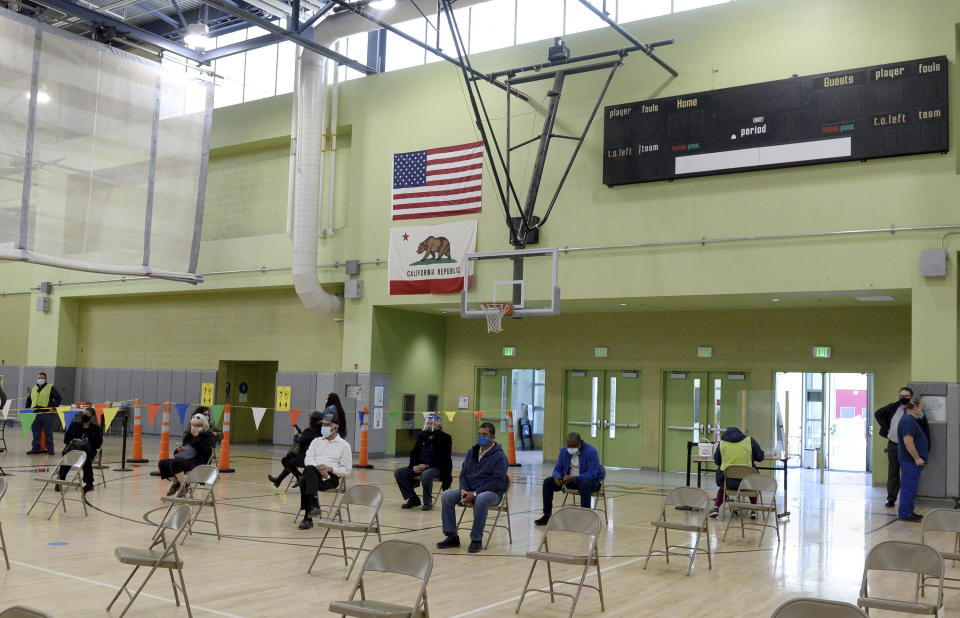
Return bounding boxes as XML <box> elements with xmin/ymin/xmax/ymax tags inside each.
<box><xmin>36</xmin><ymin>379</ymin><xmax>45</xmax><ymax>386</ymax></box>
<box><xmin>567</xmin><ymin>447</ymin><xmax>579</xmax><ymax>455</ymax></box>
<box><xmin>321</xmin><ymin>426</ymin><xmax>334</xmax><ymax>438</ymax></box>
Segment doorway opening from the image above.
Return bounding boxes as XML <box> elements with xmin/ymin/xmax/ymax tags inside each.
<box><xmin>217</xmin><ymin>360</ymin><xmax>278</xmax><ymax>443</ymax></box>
<box><xmin>563</xmin><ymin>369</ymin><xmax>642</xmax><ymax>469</ymax></box>
<box><xmin>775</xmin><ymin>372</ymin><xmax>873</xmax><ymax>473</ymax></box>
<box><xmin>476</xmin><ymin>368</ymin><xmax>545</xmax><ymax>460</ymax></box>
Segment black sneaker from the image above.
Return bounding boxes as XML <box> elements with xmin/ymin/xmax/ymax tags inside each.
<box><xmin>884</xmin><ymin>500</ymin><xmax>896</xmax><ymax>508</ymax></box>
<box><xmin>468</xmin><ymin>540</ymin><xmax>482</xmax><ymax>553</ymax></box>
<box><xmin>749</xmin><ymin>511</ymin><xmax>757</xmax><ymax>520</ymax></box>
<box><xmin>307</xmin><ymin>507</ymin><xmax>324</xmax><ymax>518</ymax></box>
<box><xmin>83</xmin><ymin>485</ymin><xmax>94</xmax><ymax>493</ymax></box>
<box><xmin>436</xmin><ymin>535</ymin><xmax>460</xmax><ymax>549</ymax></box>
<box><xmin>708</xmin><ymin>507</ymin><xmax>720</xmax><ymax>518</ymax></box>
<box><xmin>26</xmin><ymin>450</ymin><xmax>44</xmax><ymax>455</ymax></box>
<box><xmin>534</xmin><ymin>515</ymin><xmax>550</xmax><ymax>526</ymax></box>
<box><xmin>298</xmin><ymin>518</ymin><xmax>314</xmax><ymax>530</ymax></box>
<box><xmin>421</xmin><ymin>503</ymin><xmax>433</xmax><ymax>511</ymax></box>
<box><xmin>292</xmin><ymin>479</ymin><xmax>301</xmax><ymax>488</ymax></box>
<box><xmin>267</xmin><ymin>474</ymin><xmax>281</xmax><ymax>487</ymax></box>
<box><xmin>401</xmin><ymin>496</ymin><xmax>422</xmax><ymax>509</ymax></box>
<box><xmin>54</xmin><ymin>485</ymin><xmax>61</xmax><ymax>493</ymax></box>
<box><xmin>899</xmin><ymin>514</ymin><xmax>923</xmax><ymax>522</ymax></box>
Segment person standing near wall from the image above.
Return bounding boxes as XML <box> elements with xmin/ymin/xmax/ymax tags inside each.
<box><xmin>26</xmin><ymin>371</ymin><xmax>62</xmax><ymax>455</ymax></box>
<box><xmin>897</xmin><ymin>399</ymin><xmax>929</xmax><ymax>522</ymax></box>
<box><xmin>875</xmin><ymin>387</ymin><xmax>930</xmax><ymax>508</ymax></box>
<box><xmin>324</xmin><ymin>393</ymin><xmax>348</xmax><ymax>439</ymax></box>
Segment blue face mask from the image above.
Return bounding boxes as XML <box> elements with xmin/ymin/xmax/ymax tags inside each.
<box><xmin>477</xmin><ymin>435</ymin><xmax>492</xmax><ymax>447</ymax></box>
<box><xmin>321</xmin><ymin>426</ymin><xmax>334</xmax><ymax>437</ymax></box>
<box><xmin>918</xmin><ymin>411</ymin><xmax>925</xmax><ymax>420</ymax></box>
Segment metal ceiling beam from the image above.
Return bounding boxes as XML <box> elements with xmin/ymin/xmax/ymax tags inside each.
<box><xmin>297</xmin><ymin>0</ymin><xmax>331</xmax><ymax>32</ymax></box>
<box><xmin>30</xmin><ymin>0</ymin><xmax>203</xmax><ymax>60</ymax></box>
<box><xmin>201</xmin><ymin>31</ymin><xmax>282</xmax><ymax>60</ymax></box>
<box><xmin>196</xmin><ymin>0</ymin><xmax>375</xmax><ymax>73</ymax></box>
<box><xmin>575</xmin><ymin>0</ymin><xmax>677</xmax><ymax>77</ymax></box>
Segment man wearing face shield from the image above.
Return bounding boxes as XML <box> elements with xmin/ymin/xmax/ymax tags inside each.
<box><xmin>298</xmin><ymin>410</ymin><xmax>353</xmax><ymax>530</ymax></box>
<box><xmin>393</xmin><ymin>414</ymin><xmax>452</xmax><ymax>511</ymax></box>
<box><xmin>535</xmin><ymin>432</ymin><xmax>604</xmax><ymax>526</ymax></box>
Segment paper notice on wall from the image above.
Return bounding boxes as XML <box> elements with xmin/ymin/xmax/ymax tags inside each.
<box><xmin>921</xmin><ymin>395</ymin><xmax>946</xmax><ymax>422</ymax></box>
<box><xmin>374</xmin><ymin>385</ymin><xmax>384</xmax><ymax>407</ymax></box>
<box><xmin>373</xmin><ymin>408</ymin><xmax>383</xmax><ymax>430</ymax></box>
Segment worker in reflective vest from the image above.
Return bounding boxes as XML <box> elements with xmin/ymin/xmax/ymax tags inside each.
<box><xmin>26</xmin><ymin>371</ymin><xmax>62</xmax><ymax>454</ymax></box>
<box><xmin>708</xmin><ymin>426</ymin><xmax>764</xmax><ymax>518</ymax></box>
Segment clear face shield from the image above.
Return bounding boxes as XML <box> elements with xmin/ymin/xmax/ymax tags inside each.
<box><xmin>423</xmin><ymin>414</ymin><xmax>441</xmax><ymax>432</ymax></box>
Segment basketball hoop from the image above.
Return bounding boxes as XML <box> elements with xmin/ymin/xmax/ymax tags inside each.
<box><xmin>481</xmin><ymin>302</ymin><xmax>513</xmax><ymax>333</ymax></box>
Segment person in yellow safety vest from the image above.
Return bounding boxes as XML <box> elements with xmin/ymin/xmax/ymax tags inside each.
<box><xmin>26</xmin><ymin>371</ymin><xmax>63</xmax><ymax>454</ymax></box>
<box><xmin>708</xmin><ymin>426</ymin><xmax>764</xmax><ymax>518</ymax></box>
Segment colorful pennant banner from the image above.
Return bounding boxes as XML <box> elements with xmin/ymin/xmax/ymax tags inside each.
<box><xmin>56</xmin><ymin>406</ymin><xmax>71</xmax><ymax>428</ymax></box>
<box><xmin>443</xmin><ymin>410</ymin><xmax>456</xmax><ymax>422</ymax></box>
<box><xmin>251</xmin><ymin>407</ymin><xmax>267</xmax><ymax>430</ymax></box>
<box><xmin>62</xmin><ymin>409</ymin><xmax>78</xmax><ymax>429</ymax></box>
<box><xmin>210</xmin><ymin>404</ymin><xmax>225</xmax><ymax>425</ymax></box>
<box><xmin>473</xmin><ymin>410</ymin><xmax>484</xmax><ymax>421</ymax></box>
<box><xmin>175</xmin><ymin>403</ymin><xmax>191</xmax><ymax>425</ymax></box>
<box><xmin>19</xmin><ymin>412</ymin><xmax>35</xmax><ymax>442</ymax></box>
<box><xmin>93</xmin><ymin>403</ymin><xmax>105</xmax><ymax>425</ymax></box>
<box><xmin>146</xmin><ymin>404</ymin><xmax>161</xmax><ymax>426</ymax></box>
<box><xmin>103</xmin><ymin>407</ymin><xmax>120</xmax><ymax>429</ymax></box>
<box><xmin>288</xmin><ymin>409</ymin><xmax>302</xmax><ymax>428</ymax></box>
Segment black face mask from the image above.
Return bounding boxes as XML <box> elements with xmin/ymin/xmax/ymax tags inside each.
<box><xmin>81</xmin><ymin>414</ymin><xmax>92</xmax><ymax>423</ymax></box>
<box><xmin>899</xmin><ymin>397</ymin><xmax>911</xmax><ymax>406</ymax></box>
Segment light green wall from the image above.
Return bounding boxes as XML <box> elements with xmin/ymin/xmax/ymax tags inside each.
<box><xmin>0</xmin><ymin>296</ymin><xmax>30</xmax><ymax>365</ymax></box>
<box><xmin>76</xmin><ymin>288</ymin><xmax>342</xmax><ymax>371</ymax></box>
<box><xmin>444</xmin><ymin>306</ymin><xmax>910</xmax><ymax>472</ymax></box>
<box><xmin>370</xmin><ymin>307</ymin><xmax>447</xmax><ymax>454</ymax></box>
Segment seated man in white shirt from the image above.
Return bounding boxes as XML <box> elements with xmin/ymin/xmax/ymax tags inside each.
<box><xmin>298</xmin><ymin>411</ymin><xmax>353</xmax><ymax>530</ymax></box>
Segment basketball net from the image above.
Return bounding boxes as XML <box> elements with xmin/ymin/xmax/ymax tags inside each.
<box><xmin>481</xmin><ymin>302</ymin><xmax>512</xmax><ymax>333</ymax></box>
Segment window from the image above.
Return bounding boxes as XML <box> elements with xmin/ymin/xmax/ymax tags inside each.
<box><xmin>427</xmin><ymin>5</ymin><xmax>471</xmax><ymax>63</ymax></box>
<box><xmin>564</xmin><ymin>0</ymin><xmax>608</xmax><ymax>36</ymax></box>
<box><xmin>466</xmin><ymin>0</ymin><xmax>512</xmax><ymax>55</ymax></box>
<box><xmin>243</xmin><ymin>28</ymin><xmax>278</xmax><ymax>102</ymax></box>
<box><xmin>276</xmin><ymin>41</ymin><xmax>297</xmax><ymax>95</ymax></box>
<box><xmin>516</xmin><ymin>0</ymin><xmax>563</xmax><ymax>45</ymax></box>
<box><xmin>674</xmin><ymin>0</ymin><xmax>730</xmax><ymax>12</ymax></box>
<box><xmin>385</xmin><ymin>18</ymin><xmax>427</xmax><ymax>71</ymax></box>
<box><xmin>617</xmin><ymin>0</ymin><xmax>671</xmax><ymax>23</ymax></box>
<box><xmin>427</xmin><ymin>394</ymin><xmax>439</xmax><ymax>412</ymax></box>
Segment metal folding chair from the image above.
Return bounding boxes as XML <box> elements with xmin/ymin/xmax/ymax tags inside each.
<box><xmin>921</xmin><ymin>509</ymin><xmax>960</xmax><ymax>592</ymax></box>
<box><xmin>93</xmin><ymin>448</ymin><xmax>107</xmax><ymax>486</ymax></box>
<box><xmin>772</xmin><ymin>597</ymin><xmax>867</xmax><ymax>617</ymax></box>
<box><xmin>0</xmin><ymin>606</ymin><xmax>54</xmax><ymax>617</ymax></box>
<box><xmin>107</xmin><ymin>504</ymin><xmax>192</xmax><ymax>618</ymax></box>
<box><xmin>456</xmin><ymin>476</ymin><xmax>512</xmax><ymax>550</ymax></box>
<box><xmin>723</xmin><ymin>473</ymin><xmax>779</xmax><ymax>545</ymax></box>
<box><xmin>25</xmin><ymin>450</ymin><xmax>88</xmax><ymax>520</ymax></box>
<box><xmin>328</xmin><ymin>540</ymin><xmax>431</xmax><ymax>618</ymax></box>
<box><xmin>644</xmin><ymin>486</ymin><xmax>712</xmax><ymax>576</ymax></box>
<box><xmin>560</xmin><ymin>468</ymin><xmax>608</xmax><ymax>524</ymax></box>
<box><xmin>295</xmin><ymin>475</ymin><xmax>348</xmax><ymax>523</ymax></box>
<box><xmin>160</xmin><ymin>465</ymin><xmax>221</xmax><ymax>543</ymax></box>
<box><xmin>516</xmin><ymin>507</ymin><xmax>604</xmax><ymax>618</ymax></box>
<box><xmin>412</xmin><ymin>472</ymin><xmax>448</xmax><ymax>505</ymax></box>
<box><xmin>0</xmin><ymin>478</ymin><xmax>9</xmax><ymax>569</ymax></box>
<box><xmin>721</xmin><ymin>464</ymin><xmax>758</xmax><ymax>520</ymax></box>
<box><xmin>0</xmin><ymin>400</ymin><xmax>10</xmax><ymax>453</ymax></box>
<box><xmin>857</xmin><ymin>540</ymin><xmax>944</xmax><ymax>615</ymax></box>
<box><xmin>308</xmin><ymin>484</ymin><xmax>383</xmax><ymax>580</ymax></box>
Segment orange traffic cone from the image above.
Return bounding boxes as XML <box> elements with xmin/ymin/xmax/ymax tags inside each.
<box><xmin>150</xmin><ymin>402</ymin><xmax>171</xmax><ymax>476</ymax></box>
<box><xmin>354</xmin><ymin>406</ymin><xmax>373</xmax><ymax>469</ymax></box>
<box><xmin>507</xmin><ymin>410</ymin><xmax>520</xmax><ymax>467</ymax></box>
<box><xmin>219</xmin><ymin>403</ymin><xmax>235</xmax><ymax>473</ymax></box>
<box><xmin>129</xmin><ymin>398</ymin><xmax>148</xmax><ymax>463</ymax></box>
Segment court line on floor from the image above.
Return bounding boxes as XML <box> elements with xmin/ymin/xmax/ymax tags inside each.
<box><xmin>447</xmin><ymin>554</ymin><xmax>646</xmax><ymax>617</ymax></box>
<box><xmin>10</xmin><ymin>559</ymin><xmax>247</xmax><ymax>618</ymax></box>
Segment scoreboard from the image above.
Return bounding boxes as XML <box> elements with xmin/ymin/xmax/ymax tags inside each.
<box><xmin>603</xmin><ymin>56</ymin><xmax>948</xmax><ymax>186</ymax></box>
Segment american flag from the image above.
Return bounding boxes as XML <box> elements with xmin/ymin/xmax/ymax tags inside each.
<box><xmin>391</xmin><ymin>141</ymin><xmax>483</xmax><ymax>220</ymax></box>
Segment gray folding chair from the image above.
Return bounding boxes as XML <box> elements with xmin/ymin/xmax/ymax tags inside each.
<box><xmin>328</xmin><ymin>540</ymin><xmax>431</xmax><ymax>618</ymax></box>
<box><xmin>857</xmin><ymin>540</ymin><xmax>944</xmax><ymax>615</ymax></box>
<box><xmin>560</xmin><ymin>468</ymin><xmax>608</xmax><ymax>524</ymax></box>
<box><xmin>308</xmin><ymin>484</ymin><xmax>383</xmax><ymax>580</ymax></box>
<box><xmin>772</xmin><ymin>597</ymin><xmax>868</xmax><ymax>617</ymax></box>
<box><xmin>456</xmin><ymin>476</ymin><xmax>512</xmax><ymax>550</ymax></box>
<box><xmin>25</xmin><ymin>450</ymin><xmax>88</xmax><ymax>520</ymax></box>
<box><xmin>94</xmin><ymin>448</ymin><xmax>107</xmax><ymax>486</ymax></box>
<box><xmin>723</xmin><ymin>474</ymin><xmax>779</xmax><ymax>545</ymax></box>
<box><xmin>644</xmin><ymin>486</ymin><xmax>712</xmax><ymax>576</ymax></box>
<box><xmin>160</xmin><ymin>465</ymin><xmax>221</xmax><ymax>543</ymax></box>
<box><xmin>721</xmin><ymin>464</ymin><xmax>758</xmax><ymax>520</ymax></box>
<box><xmin>516</xmin><ymin>507</ymin><xmax>604</xmax><ymax>618</ymax></box>
<box><xmin>921</xmin><ymin>509</ymin><xmax>960</xmax><ymax>591</ymax></box>
<box><xmin>0</xmin><ymin>607</ymin><xmax>54</xmax><ymax>618</ymax></box>
<box><xmin>295</xmin><ymin>475</ymin><xmax>348</xmax><ymax>523</ymax></box>
<box><xmin>108</xmin><ymin>504</ymin><xmax>192</xmax><ymax>618</ymax></box>
<box><xmin>0</xmin><ymin>478</ymin><xmax>9</xmax><ymax>569</ymax></box>
<box><xmin>412</xmin><ymin>473</ymin><xmax>448</xmax><ymax>505</ymax></box>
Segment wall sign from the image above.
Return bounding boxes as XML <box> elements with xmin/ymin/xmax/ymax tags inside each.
<box><xmin>458</xmin><ymin>395</ymin><xmax>470</xmax><ymax>409</ymax></box>
<box><xmin>276</xmin><ymin>386</ymin><xmax>291</xmax><ymax>411</ymax></box>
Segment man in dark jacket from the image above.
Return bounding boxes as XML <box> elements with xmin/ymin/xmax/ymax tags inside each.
<box><xmin>394</xmin><ymin>414</ymin><xmax>452</xmax><ymax>511</ymax></box>
<box><xmin>437</xmin><ymin>422</ymin><xmax>508</xmax><ymax>553</ymax></box>
<box><xmin>535</xmin><ymin>432</ymin><xmax>604</xmax><ymax>525</ymax></box>
<box><xmin>708</xmin><ymin>426</ymin><xmax>764</xmax><ymax>518</ymax></box>
<box><xmin>26</xmin><ymin>371</ymin><xmax>62</xmax><ymax>454</ymax></box>
<box><xmin>874</xmin><ymin>386</ymin><xmax>930</xmax><ymax>508</ymax></box>
<box><xmin>268</xmin><ymin>409</ymin><xmax>325</xmax><ymax>488</ymax></box>
<box><xmin>58</xmin><ymin>407</ymin><xmax>102</xmax><ymax>492</ymax></box>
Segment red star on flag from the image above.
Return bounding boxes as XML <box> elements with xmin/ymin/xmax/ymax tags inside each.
<box><xmin>402</xmin><ymin>233</ymin><xmax>409</xmax><ymax>241</ymax></box>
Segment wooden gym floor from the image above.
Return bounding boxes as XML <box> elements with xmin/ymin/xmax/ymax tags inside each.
<box><xmin>0</xmin><ymin>432</ymin><xmax>958</xmax><ymax>617</ymax></box>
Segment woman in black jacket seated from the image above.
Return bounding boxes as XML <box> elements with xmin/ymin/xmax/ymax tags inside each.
<box><xmin>58</xmin><ymin>407</ymin><xmax>103</xmax><ymax>493</ymax></box>
<box><xmin>268</xmin><ymin>409</ymin><xmax>325</xmax><ymax>488</ymax></box>
<box><xmin>159</xmin><ymin>413</ymin><xmax>215</xmax><ymax>496</ymax></box>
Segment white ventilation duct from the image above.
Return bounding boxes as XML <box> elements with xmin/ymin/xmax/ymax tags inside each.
<box><xmin>291</xmin><ymin>0</ymin><xmax>492</xmax><ymax>317</ymax></box>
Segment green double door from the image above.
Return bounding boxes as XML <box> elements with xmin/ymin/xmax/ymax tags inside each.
<box><xmin>661</xmin><ymin>370</ymin><xmax>750</xmax><ymax>472</ymax></box>
<box><xmin>563</xmin><ymin>369</ymin><xmax>642</xmax><ymax>468</ymax></box>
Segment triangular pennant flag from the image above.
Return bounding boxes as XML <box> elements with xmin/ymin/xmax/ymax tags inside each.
<box><xmin>103</xmin><ymin>407</ymin><xmax>120</xmax><ymax>430</ymax></box>
<box><xmin>56</xmin><ymin>405</ymin><xmax>71</xmax><ymax>429</ymax></box>
<box><xmin>93</xmin><ymin>403</ymin><xmax>105</xmax><ymax>425</ymax></box>
<box><xmin>251</xmin><ymin>407</ymin><xmax>267</xmax><ymax>429</ymax></box>
<box><xmin>146</xmin><ymin>404</ymin><xmax>161</xmax><ymax>426</ymax></box>
<box><xmin>288</xmin><ymin>409</ymin><xmax>302</xmax><ymax>428</ymax></box>
<box><xmin>175</xmin><ymin>403</ymin><xmax>190</xmax><ymax>425</ymax></box>
<box><xmin>210</xmin><ymin>404</ymin><xmax>224</xmax><ymax>425</ymax></box>
<box><xmin>443</xmin><ymin>410</ymin><xmax>456</xmax><ymax>423</ymax></box>
<box><xmin>19</xmin><ymin>412</ymin><xmax>36</xmax><ymax>442</ymax></box>
<box><xmin>473</xmin><ymin>410</ymin><xmax>484</xmax><ymax>421</ymax></box>
<box><xmin>63</xmin><ymin>410</ymin><xmax>78</xmax><ymax>429</ymax></box>
<box><xmin>358</xmin><ymin>409</ymin><xmax>366</xmax><ymax>425</ymax></box>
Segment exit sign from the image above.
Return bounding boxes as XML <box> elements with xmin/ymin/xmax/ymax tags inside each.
<box><xmin>813</xmin><ymin>346</ymin><xmax>832</xmax><ymax>358</ymax></box>
<box><xmin>502</xmin><ymin>346</ymin><xmax>516</xmax><ymax>357</ymax></box>
<box><xmin>595</xmin><ymin>347</ymin><xmax>608</xmax><ymax>358</ymax></box>
<box><xmin>698</xmin><ymin>347</ymin><xmax>713</xmax><ymax>358</ymax></box>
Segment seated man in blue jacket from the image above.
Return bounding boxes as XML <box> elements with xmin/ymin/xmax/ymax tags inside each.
<box><xmin>535</xmin><ymin>432</ymin><xmax>604</xmax><ymax>525</ymax></box>
<box><xmin>437</xmin><ymin>422</ymin><xmax>508</xmax><ymax>553</ymax></box>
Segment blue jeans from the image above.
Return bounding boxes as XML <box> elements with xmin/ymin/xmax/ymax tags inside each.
<box><xmin>394</xmin><ymin>466</ymin><xmax>443</xmax><ymax>506</ymax></box>
<box><xmin>441</xmin><ymin>488</ymin><xmax>502</xmax><ymax>542</ymax></box>
<box><xmin>31</xmin><ymin>412</ymin><xmax>54</xmax><ymax>452</ymax></box>
<box><xmin>542</xmin><ymin>476</ymin><xmax>602</xmax><ymax>514</ymax></box>
<box><xmin>899</xmin><ymin>459</ymin><xmax>922</xmax><ymax>519</ymax></box>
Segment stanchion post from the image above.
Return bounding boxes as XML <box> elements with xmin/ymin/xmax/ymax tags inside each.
<box><xmin>506</xmin><ymin>410</ymin><xmax>521</xmax><ymax>467</ymax></box>
<box><xmin>149</xmin><ymin>401</ymin><xmax>171</xmax><ymax>477</ymax></box>
<box><xmin>114</xmin><ymin>406</ymin><xmax>133</xmax><ymax>471</ymax></box>
<box><xmin>219</xmin><ymin>403</ymin><xmax>235</xmax><ymax>473</ymax></box>
<box><xmin>354</xmin><ymin>406</ymin><xmax>373</xmax><ymax>469</ymax></box>
<box><xmin>129</xmin><ymin>397</ymin><xmax>147</xmax><ymax>463</ymax></box>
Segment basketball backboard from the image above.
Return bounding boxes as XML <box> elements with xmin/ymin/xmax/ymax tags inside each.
<box><xmin>460</xmin><ymin>247</ymin><xmax>559</xmax><ymax>318</ymax></box>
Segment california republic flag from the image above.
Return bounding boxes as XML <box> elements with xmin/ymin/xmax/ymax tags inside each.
<box><xmin>389</xmin><ymin>220</ymin><xmax>477</xmax><ymax>295</ymax></box>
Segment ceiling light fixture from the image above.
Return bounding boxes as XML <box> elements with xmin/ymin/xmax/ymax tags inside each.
<box><xmin>25</xmin><ymin>90</ymin><xmax>50</xmax><ymax>104</ymax></box>
<box><xmin>368</xmin><ymin>0</ymin><xmax>396</xmax><ymax>9</ymax></box>
<box><xmin>770</xmin><ymin>298</ymin><xmax>781</xmax><ymax>302</ymax></box>
<box><xmin>184</xmin><ymin>23</ymin><xmax>210</xmax><ymax>50</ymax></box>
